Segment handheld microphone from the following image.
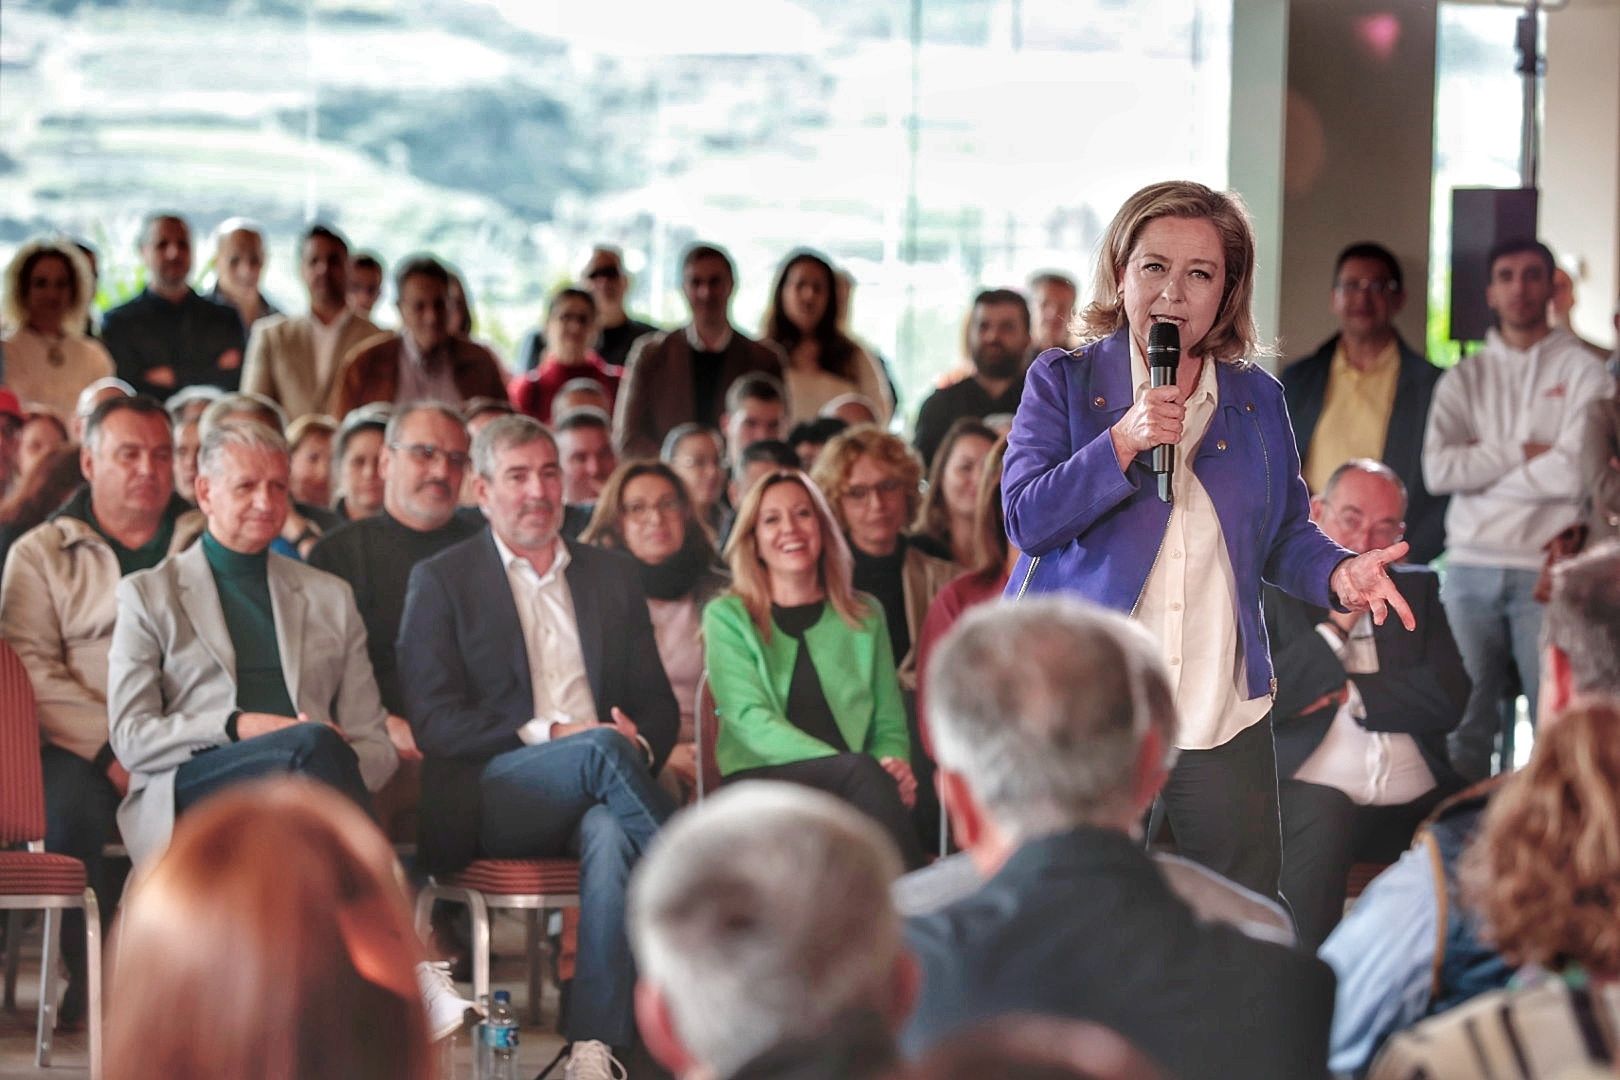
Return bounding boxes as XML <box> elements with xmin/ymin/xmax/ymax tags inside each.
<box><xmin>1147</xmin><ymin>321</ymin><xmax>1181</xmax><ymax>503</ymax></box>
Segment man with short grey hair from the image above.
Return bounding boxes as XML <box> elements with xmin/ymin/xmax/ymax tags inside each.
<box><xmin>902</xmin><ymin>598</ymin><xmax>1336</xmax><ymax>1080</ymax></box>
<box><xmin>398</xmin><ymin>413</ymin><xmax>678</xmax><ymax>1078</ymax></box>
<box><xmin>630</xmin><ymin>783</ymin><xmax>913</xmax><ymax>1080</ymax></box>
<box><xmin>107</xmin><ymin>420</ymin><xmax>397</xmax><ymax>866</ymax></box>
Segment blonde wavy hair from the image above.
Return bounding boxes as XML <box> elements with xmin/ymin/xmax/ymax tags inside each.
<box><xmin>810</xmin><ymin>424</ymin><xmax>923</xmax><ymax>533</ymax></box>
<box><xmin>721</xmin><ymin>470</ymin><xmax>867</xmax><ymax>640</ymax></box>
<box><xmin>3</xmin><ymin>237</ymin><xmax>94</xmax><ymax>333</ymax></box>
<box><xmin>1463</xmin><ymin>699</ymin><xmax>1620</xmax><ymax>977</ymax></box>
<box><xmin>1077</xmin><ymin>180</ymin><xmax>1263</xmax><ymax>363</ymax></box>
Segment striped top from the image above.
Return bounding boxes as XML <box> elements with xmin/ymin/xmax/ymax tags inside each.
<box><xmin>1369</xmin><ymin>972</ymin><xmax>1619</xmax><ymax>1080</ymax></box>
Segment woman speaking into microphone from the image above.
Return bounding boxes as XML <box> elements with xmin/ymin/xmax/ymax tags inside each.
<box><xmin>1001</xmin><ymin>180</ymin><xmax>1412</xmax><ymax>899</ymax></box>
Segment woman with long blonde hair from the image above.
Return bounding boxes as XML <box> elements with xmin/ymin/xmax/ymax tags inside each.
<box><xmin>703</xmin><ymin>470</ymin><xmax>923</xmax><ymax>868</ymax></box>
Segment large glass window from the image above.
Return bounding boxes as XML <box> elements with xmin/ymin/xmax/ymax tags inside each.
<box><xmin>1</xmin><ymin>0</ymin><xmax>1230</xmax><ymax>414</ymax></box>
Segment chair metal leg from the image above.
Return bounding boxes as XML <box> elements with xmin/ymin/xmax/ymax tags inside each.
<box><xmin>525</xmin><ymin>910</ymin><xmax>543</xmax><ymax>1025</ymax></box>
<box><xmin>4</xmin><ymin>910</ymin><xmax>22</xmax><ymax>1010</ymax></box>
<box><xmin>36</xmin><ymin>907</ymin><xmax>58</xmax><ymax>1066</ymax></box>
<box><xmin>86</xmin><ymin>891</ymin><xmax>102</xmax><ymax>1080</ymax></box>
<box><xmin>467</xmin><ymin>891</ymin><xmax>491</xmax><ymax>1012</ymax></box>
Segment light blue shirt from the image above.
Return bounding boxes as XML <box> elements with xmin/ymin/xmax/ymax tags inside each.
<box><xmin>1319</xmin><ymin>843</ymin><xmax>1439</xmax><ymax>1076</ymax></box>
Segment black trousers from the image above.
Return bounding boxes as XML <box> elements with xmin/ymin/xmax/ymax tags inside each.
<box><xmin>41</xmin><ymin>745</ymin><xmax>125</xmax><ymax>991</ymax></box>
<box><xmin>1280</xmin><ymin>779</ymin><xmax>1446</xmax><ymax>949</ymax></box>
<box><xmin>729</xmin><ymin>753</ymin><xmax>927</xmax><ymax>870</ymax></box>
<box><xmin>1154</xmin><ymin>716</ymin><xmax>1283</xmax><ymax>902</ymax></box>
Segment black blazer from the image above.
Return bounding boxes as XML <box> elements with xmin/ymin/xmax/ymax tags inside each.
<box><xmin>1282</xmin><ymin>334</ymin><xmax>1448</xmax><ymax>564</ymax></box>
<box><xmin>396</xmin><ymin>530</ymin><xmax>678</xmax><ymax>874</ymax></box>
<box><xmin>1264</xmin><ymin>565</ymin><xmax>1468</xmax><ymax>789</ymax></box>
<box><xmin>901</xmin><ymin>827</ymin><xmax>1337</xmax><ymax>1080</ymax></box>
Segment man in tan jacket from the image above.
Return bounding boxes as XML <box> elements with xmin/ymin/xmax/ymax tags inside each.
<box><xmin>0</xmin><ymin>394</ymin><xmax>199</xmax><ymax>1025</ymax></box>
<box><xmin>239</xmin><ymin>224</ymin><xmax>380</xmax><ymax>420</ymax></box>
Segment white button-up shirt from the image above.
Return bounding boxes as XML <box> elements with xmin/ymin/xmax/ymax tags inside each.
<box><xmin>1129</xmin><ymin>344</ymin><xmax>1272</xmax><ymax>750</ymax></box>
<box><xmin>1294</xmin><ymin>617</ymin><xmax>1436</xmax><ymax>805</ymax></box>
<box><xmin>491</xmin><ymin>533</ymin><xmax>598</xmax><ymax>745</ymax></box>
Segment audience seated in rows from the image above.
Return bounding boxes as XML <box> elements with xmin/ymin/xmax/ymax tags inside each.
<box><xmin>106</xmin><ymin>779</ymin><xmax>436</xmax><ymax>1080</ymax></box>
<box><xmin>1267</xmin><ymin>458</ymin><xmax>1469</xmax><ymax>949</ymax></box>
<box><xmin>346</xmin><ymin>251</ymin><xmax>385</xmax><ymax>321</ymax></box>
<box><xmin>73</xmin><ymin>375</ymin><xmax>135</xmax><ymax>440</ymax></box>
<box><xmin>510</xmin><ymin>286</ymin><xmax>625</xmax><ymax>424</ymax></box>
<box><xmin>518</xmin><ymin>246</ymin><xmax>659</xmax><ymax>374</ymax></box>
<box><xmin>615</xmin><ymin>243</ymin><xmax>786</xmax><ymax>458</ymax></box>
<box><xmin>106</xmin><ymin>419</ymin><xmax>398</xmax><ymax>867</ymax></box>
<box><xmin>630</xmin><ymin>783</ymin><xmax>913</xmax><ymax>1080</ymax></box>
<box><xmin>911</xmin><ymin>289</ymin><xmax>1030</xmax><ymax>467</ymax></box>
<box><xmin>903</xmin><ymin>598</ymin><xmax>1336</xmax><ymax>1079</ymax></box>
<box><xmin>101</xmin><ymin>213</ymin><xmax>246</xmax><ymax>399</ymax></box>
<box><xmin>702</xmin><ymin>470</ymin><xmax>924</xmax><ymax>869</ymax></box>
<box><xmin>2</xmin><ymin>237</ymin><xmax>115</xmax><ymax>421</ymax></box>
<box><xmin>165</xmin><ymin>384</ymin><xmax>221</xmax><ymax>504</ymax></box>
<box><xmin>206</xmin><ymin>218</ymin><xmax>280</xmax><ymax>329</ymax></box>
<box><xmin>762</xmin><ymin>249</ymin><xmax>893</xmax><ymax>425</ymax></box>
<box><xmin>307</xmin><ymin>402</ymin><xmax>482</xmax><ymax>730</ymax></box>
<box><xmin>287</xmin><ymin>412</ymin><xmax>338</xmax><ymax>510</ymax></box>
<box><xmin>1366</xmin><ymin>698</ymin><xmax>1620</xmax><ymax>1079</ymax></box>
<box><xmin>332</xmin><ymin>402</ymin><xmax>390</xmax><ymax>522</ymax></box>
<box><xmin>722</xmin><ymin>372</ymin><xmax>790</xmax><ymax>479</ymax></box>
<box><xmin>1283</xmin><ymin>243</ymin><xmax>1447</xmax><ymax>564</ymax></box>
<box><xmin>1424</xmin><ymin>238</ymin><xmax>1614</xmax><ymax>781</ymax></box>
<box><xmin>911</xmin><ymin>418</ymin><xmax>996</xmax><ymax>569</ymax></box>
<box><xmin>241</xmin><ymin>224</ymin><xmax>382</xmax><ymax>420</ymax></box>
<box><xmin>1321</xmin><ymin>540</ymin><xmax>1620</xmax><ymax>1075</ymax></box>
<box><xmin>661</xmin><ymin>422</ymin><xmax>726</xmax><ymax>539</ymax></box>
<box><xmin>556</xmin><ymin>405</ymin><xmax>618</xmax><ymax>508</ymax></box>
<box><xmin>197</xmin><ymin>391</ymin><xmax>338</xmax><ymax>555</ymax></box>
<box><xmin>332</xmin><ymin>255</ymin><xmax>506</xmax><ymax>417</ymax></box>
<box><xmin>0</xmin><ymin>394</ymin><xmax>196</xmax><ymax>1026</ymax></box>
<box><xmin>396</xmin><ymin>413</ymin><xmax>678</xmax><ymax>1078</ymax></box>
<box><xmin>580</xmin><ymin>460</ymin><xmax>730</xmax><ymax>802</ymax></box>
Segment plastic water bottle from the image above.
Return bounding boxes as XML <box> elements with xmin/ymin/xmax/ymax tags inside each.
<box><xmin>475</xmin><ymin>990</ymin><xmax>519</xmax><ymax>1080</ymax></box>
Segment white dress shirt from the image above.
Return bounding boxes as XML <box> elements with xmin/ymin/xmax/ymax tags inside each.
<box><xmin>491</xmin><ymin>532</ymin><xmax>598</xmax><ymax>745</ymax></box>
<box><xmin>308</xmin><ymin>308</ymin><xmax>351</xmax><ymax>389</ymax></box>
<box><xmin>1293</xmin><ymin>616</ymin><xmax>1436</xmax><ymax>805</ymax></box>
<box><xmin>1129</xmin><ymin>344</ymin><xmax>1272</xmax><ymax>750</ymax></box>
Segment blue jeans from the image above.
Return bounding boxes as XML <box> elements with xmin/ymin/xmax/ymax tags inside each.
<box><xmin>174</xmin><ymin>723</ymin><xmax>372</xmax><ymax>817</ymax></box>
<box><xmin>1441</xmin><ymin>565</ymin><xmax>1543</xmax><ymax>782</ymax></box>
<box><xmin>477</xmin><ymin>727</ymin><xmax>675</xmax><ymax>1047</ymax></box>
<box><xmin>42</xmin><ymin>744</ymin><xmax>125</xmax><ymax>989</ymax></box>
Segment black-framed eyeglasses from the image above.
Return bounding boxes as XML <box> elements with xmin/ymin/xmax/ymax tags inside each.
<box><xmin>843</xmin><ymin>478</ymin><xmax>907</xmax><ymax>502</ymax></box>
<box><xmin>623</xmin><ymin>497</ymin><xmax>683</xmax><ymax>521</ymax></box>
<box><xmin>390</xmin><ymin>442</ymin><xmax>471</xmax><ymax>469</ymax></box>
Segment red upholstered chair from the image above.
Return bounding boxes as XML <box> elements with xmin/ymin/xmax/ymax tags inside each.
<box><xmin>692</xmin><ymin>672</ymin><xmax>721</xmax><ymax>801</ymax></box>
<box><xmin>413</xmin><ymin>858</ymin><xmax>579</xmax><ymax>1027</ymax></box>
<box><xmin>0</xmin><ymin>640</ymin><xmax>102</xmax><ymax>1073</ymax></box>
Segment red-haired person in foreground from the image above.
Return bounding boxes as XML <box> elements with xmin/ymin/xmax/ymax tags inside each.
<box><xmin>1368</xmin><ymin>698</ymin><xmax>1620</xmax><ymax>1079</ymax></box>
<box><xmin>106</xmin><ymin>778</ymin><xmax>433</xmax><ymax>1080</ymax></box>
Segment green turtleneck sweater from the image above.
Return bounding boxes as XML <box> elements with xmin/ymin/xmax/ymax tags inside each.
<box><xmin>201</xmin><ymin>531</ymin><xmax>296</xmax><ymax>718</ymax></box>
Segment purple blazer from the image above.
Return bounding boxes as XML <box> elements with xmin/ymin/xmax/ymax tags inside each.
<box><xmin>1001</xmin><ymin>328</ymin><xmax>1350</xmax><ymax>700</ymax></box>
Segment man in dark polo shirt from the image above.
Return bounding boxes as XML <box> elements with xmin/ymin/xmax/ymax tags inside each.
<box><xmin>101</xmin><ymin>213</ymin><xmax>247</xmax><ymax>399</ymax></box>
<box><xmin>308</xmin><ymin>402</ymin><xmax>482</xmax><ymax>724</ymax></box>
<box><xmin>912</xmin><ymin>289</ymin><xmax>1031</xmax><ymax>466</ymax></box>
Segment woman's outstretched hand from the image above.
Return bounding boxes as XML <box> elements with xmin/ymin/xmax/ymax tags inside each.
<box><xmin>1329</xmin><ymin>542</ymin><xmax>1416</xmax><ymax>630</ymax></box>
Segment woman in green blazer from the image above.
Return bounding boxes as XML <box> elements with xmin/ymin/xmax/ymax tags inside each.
<box><xmin>703</xmin><ymin>470</ymin><xmax>924</xmax><ymax>867</ymax></box>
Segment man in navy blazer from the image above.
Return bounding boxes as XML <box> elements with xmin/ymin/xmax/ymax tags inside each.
<box><xmin>903</xmin><ymin>598</ymin><xmax>1335</xmax><ymax>1080</ymax></box>
<box><xmin>397</xmin><ymin>414</ymin><xmax>677</xmax><ymax>1075</ymax></box>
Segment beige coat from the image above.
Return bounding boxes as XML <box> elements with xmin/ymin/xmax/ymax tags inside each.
<box><xmin>898</xmin><ymin>542</ymin><xmax>958</xmax><ymax>691</ymax></box>
<box><xmin>107</xmin><ymin>543</ymin><xmax>398</xmax><ymax>865</ymax></box>
<box><xmin>240</xmin><ymin>310</ymin><xmax>380</xmax><ymax>420</ymax></box>
<box><xmin>0</xmin><ymin>508</ymin><xmax>201</xmax><ymax>761</ymax></box>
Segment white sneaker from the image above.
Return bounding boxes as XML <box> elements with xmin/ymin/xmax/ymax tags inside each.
<box><xmin>415</xmin><ymin>960</ymin><xmax>482</xmax><ymax>1042</ymax></box>
<box><xmin>562</xmin><ymin>1039</ymin><xmax>628</xmax><ymax>1080</ymax></box>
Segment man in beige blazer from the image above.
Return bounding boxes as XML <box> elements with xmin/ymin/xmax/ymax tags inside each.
<box><xmin>108</xmin><ymin>420</ymin><xmax>398</xmax><ymax>866</ymax></box>
<box><xmin>240</xmin><ymin>224</ymin><xmax>381</xmax><ymax>420</ymax></box>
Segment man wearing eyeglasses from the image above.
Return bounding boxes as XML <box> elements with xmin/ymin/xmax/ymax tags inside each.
<box><xmin>1263</xmin><ymin>459</ymin><xmax>1469</xmax><ymax>949</ymax></box>
<box><xmin>1282</xmin><ymin>243</ymin><xmax>1447</xmax><ymax>564</ymax></box>
<box><xmin>308</xmin><ymin>402</ymin><xmax>483</xmax><ymax>727</ymax></box>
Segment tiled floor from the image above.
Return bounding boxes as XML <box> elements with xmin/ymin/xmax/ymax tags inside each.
<box><xmin>0</xmin><ymin>911</ymin><xmax>566</xmax><ymax>1079</ymax></box>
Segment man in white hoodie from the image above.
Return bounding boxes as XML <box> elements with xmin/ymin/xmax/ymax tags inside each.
<box><xmin>1423</xmin><ymin>238</ymin><xmax>1613</xmax><ymax>782</ymax></box>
